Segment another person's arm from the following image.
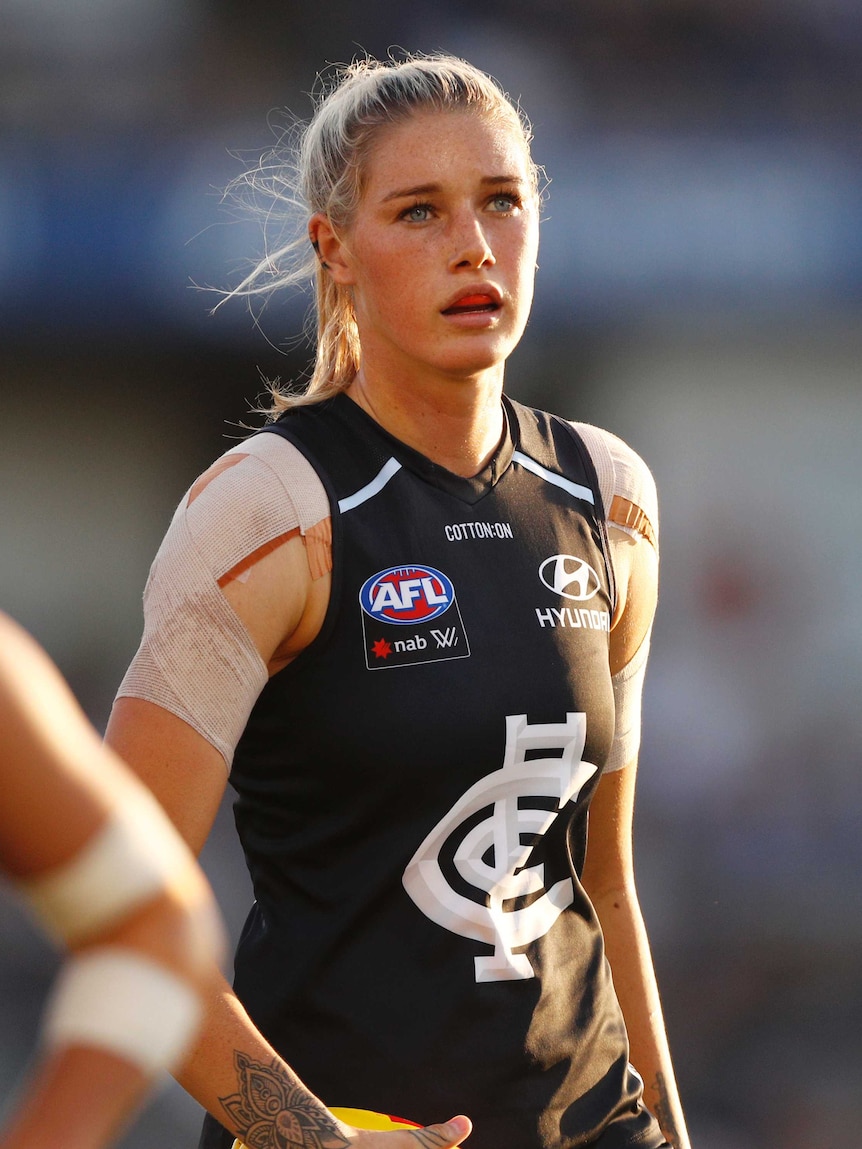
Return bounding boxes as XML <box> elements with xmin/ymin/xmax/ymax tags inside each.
<box><xmin>0</xmin><ymin>613</ymin><xmax>225</xmax><ymax>1149</ymax></box>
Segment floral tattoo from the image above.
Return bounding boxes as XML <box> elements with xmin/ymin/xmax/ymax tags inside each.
<box><xmin>219</xmin><ymin>1052</ymin><xmax>350</xmax><ymax>1149</ymax></box>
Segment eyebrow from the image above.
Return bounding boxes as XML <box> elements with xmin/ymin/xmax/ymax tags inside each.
<box><xmin>381</xmin><ymin>175</ymin><xmax>525</xmax><ymax>203</ymax></box>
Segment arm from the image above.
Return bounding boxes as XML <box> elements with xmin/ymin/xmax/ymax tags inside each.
<box><xmin>103</xmin><ymin>533</ymin><xmax>344</xmax><ymax>1140</ymax></box>
<box><xmin>582</xmin><ymin>765</ymin><xmax>688</xmax><ymax>1149</ymax></box>
<box><xmin>0</xmin><ymin>613</ymin><xmax>224</xmax><ymax>1149</ymax></box>
<box><xmin>105</xmin><ymin>696</ymin><xmax>318</xmax><ymax>1141</ymax></box>
<box><xmin>581</xmin><ymin>529</ymin><xmax>690</xmax><ymax>1149</ymax></box>
<box><xmin>104</xmin><ymin>475</ymin><xmax>471</xmax><ymax>1149</ymax></box>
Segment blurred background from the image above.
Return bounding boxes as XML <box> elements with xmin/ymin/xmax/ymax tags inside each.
<box><xmin>1</xmin><ymin>1</ymin><xmax>861</xmax><ymax>1145</ymax></box>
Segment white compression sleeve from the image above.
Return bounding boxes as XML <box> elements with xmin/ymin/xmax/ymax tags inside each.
<box><xmin>42</xmin><ymin>947</ymin><xmax>202</xmax><ymax>1076</ymax></box>
<box><xmin>19</xmin><ymin>795</ymin><xmax>195</xmax><ymax>946</ymax></box>
<box><xmin>572</xmin><ymin>422</ymin><xmax>658</xmax><ymax>772</ymax></box>
<box><xmin>116</xmin><ymin>433</ymin><xmax>330</xmax><ymax>767</ymax></box>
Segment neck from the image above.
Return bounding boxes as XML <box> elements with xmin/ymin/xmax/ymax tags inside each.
<box><xmin>346</xmin><ymin>366</ymin><xmax>506</xmax><ymax>478</ymax></box>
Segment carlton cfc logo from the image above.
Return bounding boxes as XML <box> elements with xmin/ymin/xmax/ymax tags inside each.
<box><xmin>359</xmin><ymin>565</ymin><xmax>455</xmax><ymax>625</ymax></box>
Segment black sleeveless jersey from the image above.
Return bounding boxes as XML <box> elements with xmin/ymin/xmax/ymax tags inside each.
<box><xmin>208</xmin><ymin>394</ymin><xmax>664</xmax><ymax>1149</ymax></box>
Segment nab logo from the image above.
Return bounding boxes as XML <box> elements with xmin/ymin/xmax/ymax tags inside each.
<box><xmin>359</xmin><ymin>565</ymin><xmax>455</xmax><ymax>625</ymax></box>
<box><xmin>539</xmin><ymin>555</ymin><xmax>601</xmax><ymax>601</ymax></box>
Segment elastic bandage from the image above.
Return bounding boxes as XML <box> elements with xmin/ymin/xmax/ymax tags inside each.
<box><xmin>42</xmin><ymin>947</ymin><xmax>202</xmax><ymax>1076</ymax></box>
<box><xmin>20</xmin><ymin>794</ymin><xmax>194</xmax><ymax>946</ymax></box>
<box><xmin>117</xmin><ymin>432</ymin><xmax>330</xmax><ymax>767</ymax></box>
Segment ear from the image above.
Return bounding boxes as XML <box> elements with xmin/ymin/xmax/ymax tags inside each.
<box><xmin>308</xmin><ymin>212</ymin><xmax>356</xmax><ymax>286</ymax></box>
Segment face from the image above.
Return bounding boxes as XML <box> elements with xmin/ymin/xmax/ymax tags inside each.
<box><xmin>315</xmin><ymin>109</ymin><xmax>540</xmax><ymax>384</ymax></box>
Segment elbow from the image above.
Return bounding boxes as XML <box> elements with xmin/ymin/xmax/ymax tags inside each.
<box><xmin>585</xmin><ymin>876</ymin><xmax>642</xmax><ymax>929</ymax></box>
<box><xmin>86</xmin><ymin>863</ymin><xmax>227</xmax><ymax>993</ymax></box>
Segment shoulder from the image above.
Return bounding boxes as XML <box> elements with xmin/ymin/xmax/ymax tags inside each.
<box><xmin>188</xmin><ymin>432</ymin><xmax>329</xmax><ymax>531</ymax></box>
<box><xmin>162</xmin><ymin>432</ymin><xmax>329</xmax><ymax>577</ymax></box>
<box><xmin>569</xmin><ymin>422</ymin><xmax>658</xmax><ymax>549</ymax></box>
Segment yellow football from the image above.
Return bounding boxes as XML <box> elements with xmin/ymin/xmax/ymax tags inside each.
<box><xmin>330</xmin><ymin>1107</ymin><xmax>421</xmax><ymax>1131</ymax></box>
<box><xmin>231</xmin><ymin>1107</ymin><xmax>420</xmax><ymax>1148</ymax></box>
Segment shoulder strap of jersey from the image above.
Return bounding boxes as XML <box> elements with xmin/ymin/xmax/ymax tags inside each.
<box><xmin>556</xmin><ymin>417</ymin><xmax>617</xmax><ymax>622</ymax></box>
<box><xmin>504</xmin><ymin>397</ymin><xmax>617</xmax><ymax>618</ymax></box>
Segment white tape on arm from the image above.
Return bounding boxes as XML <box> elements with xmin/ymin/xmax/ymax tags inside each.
<box><xmin>42</xmin><ymin>947</ymin><xmax>202</xmax><ymax>1076</ymax></box>
<box><xmin>571</xmin><ymin>422</ymin><xmax>659</xmax><ymax>549</ymax></box>
<box><xmin>604</xmin><ymin>628</ymin><xmax>652</xmax><ymax>773</ymax></box>
<box><xmin>19</xmin><ymin>795</ymin><xmax>193</xmax><ymax>946</ymax></box>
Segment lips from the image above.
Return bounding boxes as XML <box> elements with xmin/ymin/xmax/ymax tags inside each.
<box><xmin>442</xmin><ymin>288</ymin><xmax>502</xmax><ymax>315</ymax></box>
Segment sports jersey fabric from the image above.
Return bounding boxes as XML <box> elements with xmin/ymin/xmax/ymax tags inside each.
<box><xmin>200</xmin><ymin>394</ymin><xmax>664</xmax><ymax>1149</ymax></box>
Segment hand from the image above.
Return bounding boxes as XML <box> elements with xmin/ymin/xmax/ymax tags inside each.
<box><xmin>345</xmin><ymin>1116</ymin><xmax>472</xmax><ymax>1149</ymax></box>
<box><xmin>231</xmin><ymin>1114</ymin><xmax>472</xmax><ymax>1149</ymax></box>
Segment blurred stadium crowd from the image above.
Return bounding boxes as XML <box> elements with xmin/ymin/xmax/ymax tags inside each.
<box><xmin>1</xmin><ymin>2</ymin><xmax>861</xmax><ymax>1146</ymax></box>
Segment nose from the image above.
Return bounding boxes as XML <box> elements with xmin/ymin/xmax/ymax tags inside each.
<box><xmin>448</xmin><ymin>211</ymin><xmax>495</xmax><ymax>271</ymax></box>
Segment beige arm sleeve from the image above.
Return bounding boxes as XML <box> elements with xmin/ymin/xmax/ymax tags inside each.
<box><xmin>116</xmin><ymin>433</ymin><xmax>330</xmax><ymax>769</ymax></box>
<box><xmin>571</xmin><ymin>422</ymin><xmax>658</xmax><ymax>773</ymax></box>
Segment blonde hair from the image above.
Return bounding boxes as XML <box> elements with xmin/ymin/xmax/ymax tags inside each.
<box><xmin>221</xmin><ymin>53</ymin><xmax>540</xmax><ymax>416</ymax></box>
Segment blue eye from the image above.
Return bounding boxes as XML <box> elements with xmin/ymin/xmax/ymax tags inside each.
<box><xmin>402</xmin><ymin>203</ymin><xmax>433</xmax><ymax>222</ymax></box>
<box><xmin>488</xmin><ymin>193</ymin><xmax>521</xmax><ymax>213</ymax></box>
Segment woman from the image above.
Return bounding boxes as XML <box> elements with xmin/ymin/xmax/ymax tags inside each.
<box><xmin>0</xmin><ymin>611</ymin><xmax>225</xmax><ymax>1149</ymax></box>
<box><xmin>107</xmin><ymin>54</ymin><xmax>690</xmax><ymax>1149</ymax></box>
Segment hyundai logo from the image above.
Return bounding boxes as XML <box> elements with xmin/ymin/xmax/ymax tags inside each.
<box><xmin>538</xmin><ymin>555</ymin><xmax>601</xmax><ymax>601</ymax></box>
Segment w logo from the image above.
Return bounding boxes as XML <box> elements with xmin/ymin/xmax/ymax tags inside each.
<box><xmin>431</xmin><ymin>627</ymin><xmax>458</xmax><ymax>649</ymax></box>
<box><xmin>402</xmin><ymin>713</ymin><xmax>596</xmax><ymax>982</ymax></box>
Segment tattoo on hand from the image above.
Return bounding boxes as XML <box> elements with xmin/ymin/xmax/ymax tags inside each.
<box><xmin>408</xmin><ymin>1129</ymin><xmax>452</xmax><ymax>1149</ymax></box>
<box><xmin>219</xmin><ymin>1052</ymin><xmax>351</xmax><ymax>1149</ymax></box>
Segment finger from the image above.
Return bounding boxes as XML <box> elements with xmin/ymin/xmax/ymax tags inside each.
<box><xmin>409</xmin><ymin>1116</ymin><xmax>472</xmax><ymax>1148</ymax></box>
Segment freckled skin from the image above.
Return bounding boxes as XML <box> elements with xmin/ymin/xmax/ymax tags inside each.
<box><xmin>318</xmin><ymin>110</ymin><xmax>540</xmax><ymax>393</ymax></box>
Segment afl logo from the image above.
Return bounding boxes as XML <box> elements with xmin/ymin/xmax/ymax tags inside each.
<box><xmin>359</xmin><ymin>565</ymin><xmax>455</xmax><ymax>625</ymax></box>
<box><xmin>539</xmin><ymin>555</ymin><xmax>601</xmax><ymax>601</ymax></box>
